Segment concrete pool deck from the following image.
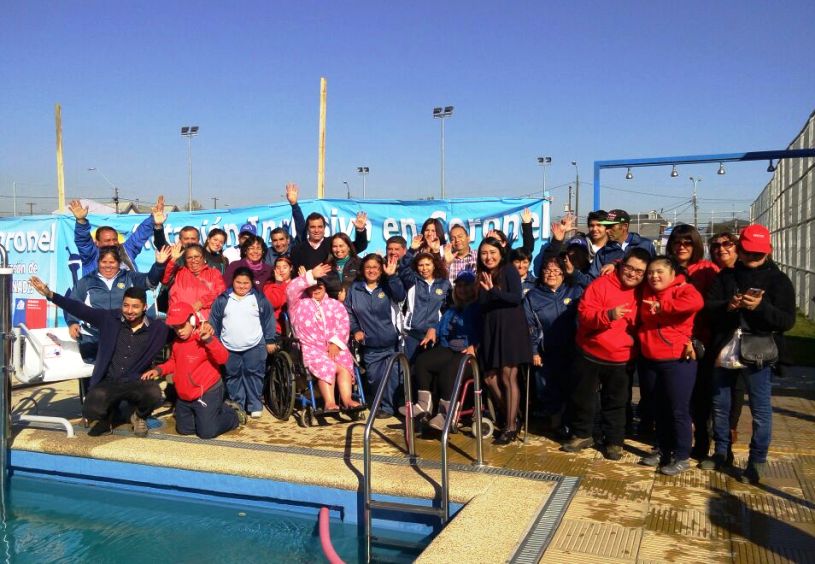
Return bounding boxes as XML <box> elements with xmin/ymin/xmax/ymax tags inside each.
<box><xmin>9</xmin><ymin>378</ymin><xmax>815</xmax><ymax>562</ymax></box>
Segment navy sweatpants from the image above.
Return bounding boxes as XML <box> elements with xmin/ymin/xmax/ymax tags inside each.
<box><xmin>639</xmin><ymin>358</ymin><xmax>697</xmax><ymax>461</ymax></box>
<box><xmin>175</xmin><ymin>381</ymin><xmax>239</xmax><ymax>440</ymax></box>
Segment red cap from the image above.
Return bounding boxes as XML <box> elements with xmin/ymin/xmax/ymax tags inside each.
<box><xmin>739</xmin><ymin>224</ymin><xmax>772</xmax><ymax>254</ymax></box>
<box><xmin>166</xmin><ymin>302</ymin><xmax>196</xmax><ymax>326</ymax></box>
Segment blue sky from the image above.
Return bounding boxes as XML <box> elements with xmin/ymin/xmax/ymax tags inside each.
<box><xmin>1</xmin><ymin>0</ymin><xmax>813</xmax><ymax>221</ymax></box>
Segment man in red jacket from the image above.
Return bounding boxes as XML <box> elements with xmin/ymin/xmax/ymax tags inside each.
<box><xmin>142</xmin><ymin>302</ymin><xmax>246</xmax><ymax>439</ymax></box>
<box><xmin>562</xmin><ymin>247</ymin><xmax>651</xmax><ymax>460</ymax></box>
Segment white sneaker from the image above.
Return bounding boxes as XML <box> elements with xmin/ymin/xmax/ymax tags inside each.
<box><xmin>250</xmin><ymin>411</ymin><xmax>263</xmax><ymax>419</ymax></box>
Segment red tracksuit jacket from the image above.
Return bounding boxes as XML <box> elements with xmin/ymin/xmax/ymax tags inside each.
<box><xmin>576</xmin><ymin>273</ymin><xmax>641</xmax><ymax>363</ymax></box>
<box><xmin>637</xmin><ymin>274</ymin><xmax>704</xmax><ymax>361</ymax></box>
<box><xmin>157</xmin><ymin>331</ymin><xmax>229</xmax><ymax>401</ymax></box>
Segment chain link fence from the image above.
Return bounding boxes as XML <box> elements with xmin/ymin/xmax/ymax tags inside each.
<box><xmin>751</xmin><ymin>110</ymin><xmax>815</xmax><ymax>320</ymax></box>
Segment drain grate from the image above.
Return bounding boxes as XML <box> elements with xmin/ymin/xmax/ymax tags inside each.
<box><xmin>509</xmin><ymin>476</ymin><xmax>580</xmax><ymax>563</ymax></box>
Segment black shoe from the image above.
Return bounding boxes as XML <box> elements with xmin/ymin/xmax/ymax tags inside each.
<box><xmin>739</xmin><ymin>462</ymin><xmax>767</xmax><ymax>484</ymax></box>
<box><xmin>493</xmin><ymin>429</ymin><xmax>518</xmax><ymax>445</ymax></box>
<box><xmin>561</xmin><ymin>436</ymin><xmax>593</xmax><ymax>453</ymax></box>
<box><xmin>88</xmin><ymin>419</ymin><xmax>112</xmax><ymax>437</ymax></box>
<box><xmin>375</xmin><ymin>410</ymin><xmax>392</xmax><ymax>420</ymax></box>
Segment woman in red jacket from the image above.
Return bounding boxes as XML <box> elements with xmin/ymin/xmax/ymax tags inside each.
<box><xmin>562</xmin><ymin>247</ymin><xmax>650</xmax><ymax>460</ymax></box>
<box><xmin>165</xmin><ymin>243</ymin><xmax>226</xmax><ymax>320</ymax></box>
<box><xmin>263</xmin><ymin>256</ymin><xmax>294</xmax><ymax>334</ymax></box>
<box><xmin>637</xmin><ymin>256</ymin><xmax>704</xmax><ymax>475</ymax></box>
<box><xmin>666</xmin><ymin>224</ymin><xmax>720</xmax><ymax>459</ymax></box>
<box><xmin>141</xmin><ymin>302</ymin><xmax>246</xmax><ymax>439</ymax></box>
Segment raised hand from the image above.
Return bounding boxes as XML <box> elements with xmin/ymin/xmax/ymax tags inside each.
<box><xmin>563</xmin><ymin>253</ymin><xmax>575</xmax><ymax>274</ymax></box>
<box><xmin>411</xmin><ymin>235</ymin><xmax>423</xmax><ymax>250</ymax></box>
<box><xmin>479</xmin><ymin>272</ymin><xmax>494</xmax><ymax>291</ymax></box>
<box><xmin>443</xmin><ymin>242</ymin><xmax>454</xmax><ymax>264</ymax></box>
<box><xmin>198</xmin><ymin>322</ymin><xmax>214</xmax><ymax>341</ymax></box>
<box><xmin>29</xmin><ymin>276</ymin><xmax>52</xmax><ymax>299</ymax></box>
<box><xmin>486</xmin><ymin>229</ymin><xmax>499</xmax><ymax>241</ymax></box>
<box><xmin>521</xmin><ymin>208</ymin><xmax>532</xmax><ymax>224</ymax></box>
<box><xmin>550</xmin><ymin>221</ymin><xmax>566</xmax><ymax>241</ymax></box>
<box><xmin>155</xmin><ymin>245</ymin><xmax>172</xmax><ymax>264</ymax></box>
<box><xmin>170</xmin><ymin>241</ymin><xmax>184</xmax><ymax>261</ymax></box>
<box><xmin>311</xmin><ymin>263</ymin><xmax>332</xmax><ymax>279</ymax></box>
<box><xmin>532</xmin><ymin>354</ymin><xmax>542</xmax><ymax>367</ymax></box>
<box><xmin>298</xmin><ymin>266</ymin><xmax>307</xmax><ymax>277</ymax></box>
<box><xmin>354</xmin><ymin>211</ymin><xmax>368</xmax><ymax>231</ymax></box>
<box><xmin>609</xmin><ymin>302</ymin><xmax>633</xmax><ymax>321</ymax></box>
<box><xmin>151</xmin><ymin>195</ymin><xmax>166</xmax><ymax>225</ymax></box>
<box><xmin>68</xmin><ymin>200</ymin><xmax>88</xmax><ymax>222</ymax></box>
<box><xmin>383</xmin><ymin>256</ymin><xmax>398</xmax><ymax>276</ymax></box>
<box><xmin>286</xmin><ymin>183</ymin><xmax>299</xmax><ymax>206</ymax></box>
<box><xmin>428</xmin><ymin>238</ymin><xmax>441</xmax><ymax>254</ymax></box>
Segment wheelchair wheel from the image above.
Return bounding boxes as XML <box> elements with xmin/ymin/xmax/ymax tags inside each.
<box><xmin>266</xmin><ymin>351</ymin><xmax>296</xmax><ymax>421</ymax></box>
<box><xmin>472</xmin><ymin>417</ymin><xmax>494</xmax><ymax>439</ymax></box>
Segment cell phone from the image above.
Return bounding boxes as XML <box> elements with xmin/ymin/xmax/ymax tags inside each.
<box><xmin>746</xmin><ymin>288</ymin><xmax>764</xmax><ymax>297</ymax></box>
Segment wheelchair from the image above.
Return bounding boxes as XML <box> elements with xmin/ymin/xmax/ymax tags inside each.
<box><xmin>264</xmin><ymin>314</ymin><xmax>367</xmax><ymax>427</ymax></box>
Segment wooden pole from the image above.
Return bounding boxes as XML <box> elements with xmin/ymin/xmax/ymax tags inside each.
<box><xmin>317</xmin><ymin>77</ymin><xmax>327</xmax><ymax>199</ymax></box>
<box><xmin>55</xmin><ymin>104</ymin><xmax>66</xmax><ymax>212</ymax></box>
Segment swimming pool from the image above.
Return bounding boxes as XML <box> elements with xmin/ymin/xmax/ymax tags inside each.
<box><xmin>5</xmin><ymin>451</ymin><xmax>457</xmax><ymax>563</ymax></box>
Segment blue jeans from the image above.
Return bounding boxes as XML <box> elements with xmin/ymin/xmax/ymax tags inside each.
<box><xmin>225</xmin><ymin>342</ymin><xmax>267</xmax><ymax>413</ymax></box>
<box><xmin>712</xmin><ymin>365</ymin><xmax>772</xmax><ymax>463</ymax></box>
<box><xmin>640</xmin><ymin>359</ymin><xmax>697</xmax><ymax>460</ymax></box>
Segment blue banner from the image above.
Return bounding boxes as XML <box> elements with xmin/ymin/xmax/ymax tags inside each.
<box><xmin>0</xmin><ymin>197</ymin><xmax>550</xmax><ymax>328</ymax></box>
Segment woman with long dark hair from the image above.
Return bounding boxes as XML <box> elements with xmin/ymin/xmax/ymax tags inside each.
<box><xmin>477</xmin><ymin>237</ymin><xmax>532</xmax><ymax>444</ymax></box>
<box><xmin>397</xmin><ymin>251</ymin><xmax>451</xmax><ymax>363</ymax></box>
<box><xmin>322</xmin><ymin>232</ymin><xmax>362</xmax><ymax>298</ymax></box>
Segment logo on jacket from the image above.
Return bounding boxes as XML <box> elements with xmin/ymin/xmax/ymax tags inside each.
<box><xmin>564</xmin><ymin>298</ymin><xmax>571</xmax><ymax>305</ymax></box>
<box><xmin>435</xmin><ymin>288</ymin><xmax>444</xmax><ymax>295</ymax></box>
<box><xmin>117</xmin><ymin>282</ymin><xmax>125</xmax><ymax>289</ymax></box>
<box><xmin>377</xmin><ymin>291</ymin><xmax>386</xmax><ymax>299</ymax></box>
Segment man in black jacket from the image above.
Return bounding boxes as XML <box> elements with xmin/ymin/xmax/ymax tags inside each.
<box><xmin>30</xmin><ymin>277</ymin><xmax>169</xmax><ymax>437</ymax></box>
<box><xmin>700</xmin><ymin>225</ymin><xmax>796</xmax><ymax>483</ymax></box>
<box><xmin>289</xmin><ymin>211</ymin><xmax>369</xmax><ymax>271</ymax></box>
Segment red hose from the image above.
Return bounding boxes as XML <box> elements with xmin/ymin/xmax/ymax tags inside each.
<box><xmin>319</xmin><ymin>506</ymin><xmax>345</xmax><ymax>564</ymax></box>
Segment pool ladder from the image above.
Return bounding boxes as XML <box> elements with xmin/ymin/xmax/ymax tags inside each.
<box><xmin>362</xmin><ymin>352</ymin><xmax>484</xmax><ymax>563</ymax></box>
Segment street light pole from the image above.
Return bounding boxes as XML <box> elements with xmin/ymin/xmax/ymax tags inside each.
<box><xmin>344</xmin><ymin>181</ymin><xmax>351</xmax><ymax>200</ymax></box>
<box><xmin>537</xmin><ymin>156</ymin><xmax>552</xmax><ymax>200</ymax></box>
<box><xmin>690</xmin><ymin>176</ymin><xmax>702</xmax><ymax>229</ymax></box>
<box><xmin>571</xmin><ymin>160</ymin><xmax>580</xmax><ymax>222</ymax></box>
<box><xmin>433</xmin><ymin>106</ymin><xmax>454</xmax><ymax>199</ymax></box>
<box><xmin>180</xmin><ymin>126</ymin><xmax>199</xmax><ymax>211</ymax></box>
<box><xmin>87</xmin><ymin>167</ymin><xmax>120</xmax><ymax>213</ymax></box>
<box><xmin>356</xmin><ymin>166</ymin><xmax>369</xmax><ymax>199</ymax></box>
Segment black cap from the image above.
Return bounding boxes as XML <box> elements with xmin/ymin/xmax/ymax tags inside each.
<box><xmin>599</xmin><ymin>209</ymin><xmax>630</xmax><ymax>225</ymax></box>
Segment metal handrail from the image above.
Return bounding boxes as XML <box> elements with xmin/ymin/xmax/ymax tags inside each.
<box><xmin>440</xmin><ymin>353</ymin><xmax>484</xmax><ymax>521</ymax></box>
<box><xmin>0</xmin><ymin>243</ymin><xmax>12</xmax><ymax>508</ymax></box>
<box><xmin>363</xmin><ymin>351</ymin><xmax>413</xmax><ymax>563</ymax></box>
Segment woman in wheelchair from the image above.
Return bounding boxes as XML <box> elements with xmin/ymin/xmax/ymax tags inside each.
<box><xmin>286</xmin><ymin>263</ymin><xmax>361</xmax><ymax>412</ymax></box>
<box><xmin>68</xmin><ymin>245</ymin><xmax>171</xmax><ymax>364</ymax></box>
<box><xmin>401</xmin><ymin>271</ymin><xmax>480</xmax><ymax>431</ymax></box>
<box><xmin>345</xmin><ymin>254</ymin><xmax>406</xmax><ymax>418</ymax></box>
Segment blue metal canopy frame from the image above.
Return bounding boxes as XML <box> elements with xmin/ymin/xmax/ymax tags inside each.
<box><xmin>592</xmin><ymin>148</ymin><xmax>815</xmax><ymax>210</ymax></box>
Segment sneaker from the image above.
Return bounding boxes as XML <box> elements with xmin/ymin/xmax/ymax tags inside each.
<box><xmin>130</xmin><ymin>411</ymin><xmax>148</xmax><ymax>437</ymax></box>
<box><xmin>660</xmin><ymin>458</ymin><xmax>690</xmax><ymax>476</ymax></box>
<box><xmin>739</xmin><ymin>462</ymin><xmax>767</xmax><ymax>484</ymax></box>
<box><xmin>88</xmin><ymin>419</ymin><xmax>112</xmax><ymax>437</ymax></box>
<box><xmin>639</xmin><ymin>449</ymin><xmax>661</xmax><ymax>467</ymax></box>
<box><xmin>699</xmin><ymin>453</ymin><xmax>731</xmax><ymax>471</ymax></box>
<box><xmin>249</xmin><ymin>411</ymin><xmax>263</xmax><ymax>419</ymax></box>
<box><xmin>561</xmin><ymin>436</ymin><xmax>593</xmax><ymax>453</ymax></box>
<box><xmin>224</xmin><ymin>400</ymin><xmax>248</xmax><ymax>425</ymax></box>
<box><xmin>605</xmin><ymin>444</ymin><xmax>624</xmax><ymax>461</ymax></box>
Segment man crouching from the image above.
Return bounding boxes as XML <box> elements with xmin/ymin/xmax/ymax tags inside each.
<box><xmin>30</xmin><ymin>276</ymin><xmax>167</xmax><ymax>437</ymax></box>
<box><xmin>141</xmin><ymin>302</ymin><xmax>247</xmax><ymax>438</ymax></box>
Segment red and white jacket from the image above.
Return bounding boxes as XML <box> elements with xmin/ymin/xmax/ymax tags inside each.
<box><xmin>576</xmin><ymin>273</ymin><xmax>641</xmax><ymax>363</ymax></box>
<box><xmin>637</xmin><ymin>274</ymin><xmax>704</xmax><ymax>361</ymax></box>
<box><xmin>157</xmin><ymin>330</ymin><xmax>229</xmax><ymax>401</ymax></box>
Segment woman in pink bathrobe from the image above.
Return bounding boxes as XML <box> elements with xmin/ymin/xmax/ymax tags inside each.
<box><xmin>286</xmin><ymin>263</ymin><xmax>361</xmax><ymax>412</ymax></box>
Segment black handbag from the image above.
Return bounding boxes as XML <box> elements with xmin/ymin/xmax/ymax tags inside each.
<box><xmin>738</xmin><ymin>310</ymin><xmax>778</xmax><ymax>369</ymax></box>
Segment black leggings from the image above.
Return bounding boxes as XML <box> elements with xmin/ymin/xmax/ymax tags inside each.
<box><xmin>414</xmin><ymin>346</ymin><xmax>469</xmax><ymax>401</ymax></box>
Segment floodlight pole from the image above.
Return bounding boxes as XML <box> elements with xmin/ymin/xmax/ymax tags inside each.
<box><xmin>180</xmin><ymin>126</ymin><xmax>199</xmax><ymax>211</ymax></box>
<box><xmin>433</xmin><ymin>106</ymin><xmax>454</xmax><ymax>199</ymax></box>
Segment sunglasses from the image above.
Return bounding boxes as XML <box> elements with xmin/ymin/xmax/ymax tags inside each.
<box><xmin>710</xmin><ymin>241</ymin><xmax>735</xmax><ymax>251</ymax></box>
<box><xmin>672</xmin><ymin>238</ymin><xmax>694</xmax><ymax>248</ymax></box>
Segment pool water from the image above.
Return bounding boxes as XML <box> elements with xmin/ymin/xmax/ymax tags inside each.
<box><xmin>1</xmin><ymin>476</ymin><xmax>427</xmax><ymax>563</ymax></box>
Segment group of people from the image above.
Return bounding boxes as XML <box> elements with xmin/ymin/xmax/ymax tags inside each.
<box><xmin>29</xmin><ymin>192</ymin><xmax>796</xmax><ymax>485</ymax></box>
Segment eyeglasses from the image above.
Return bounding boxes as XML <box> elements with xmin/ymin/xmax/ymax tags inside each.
<box><xmin>710</xmin><ymin>240</ymin><xmax>735</xmax><ymax>251</ymax></box>
<box><xmin>186</xmin><ymin>254</ymin><xmax>204</xmax><ymax>261</ymax></box>
<box><xmin>621</xmin><ymin>264</ymin><xmax>646</xmax><ymax>276</ymax></box>
<box><xmin>542</xmin><ymin>269</ymin><xmax>564</xmax><ymax>276</ymax></box>
<box><xmin>672</xmin><ymin>238</ymin><xmax>694</xmax><ymax>248</ymax></box>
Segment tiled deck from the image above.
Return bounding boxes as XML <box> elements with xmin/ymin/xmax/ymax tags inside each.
<box><xmin>10</xmin><ymin>379</ymin><xmax>815</xmax><ymax>562</ymax></box>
